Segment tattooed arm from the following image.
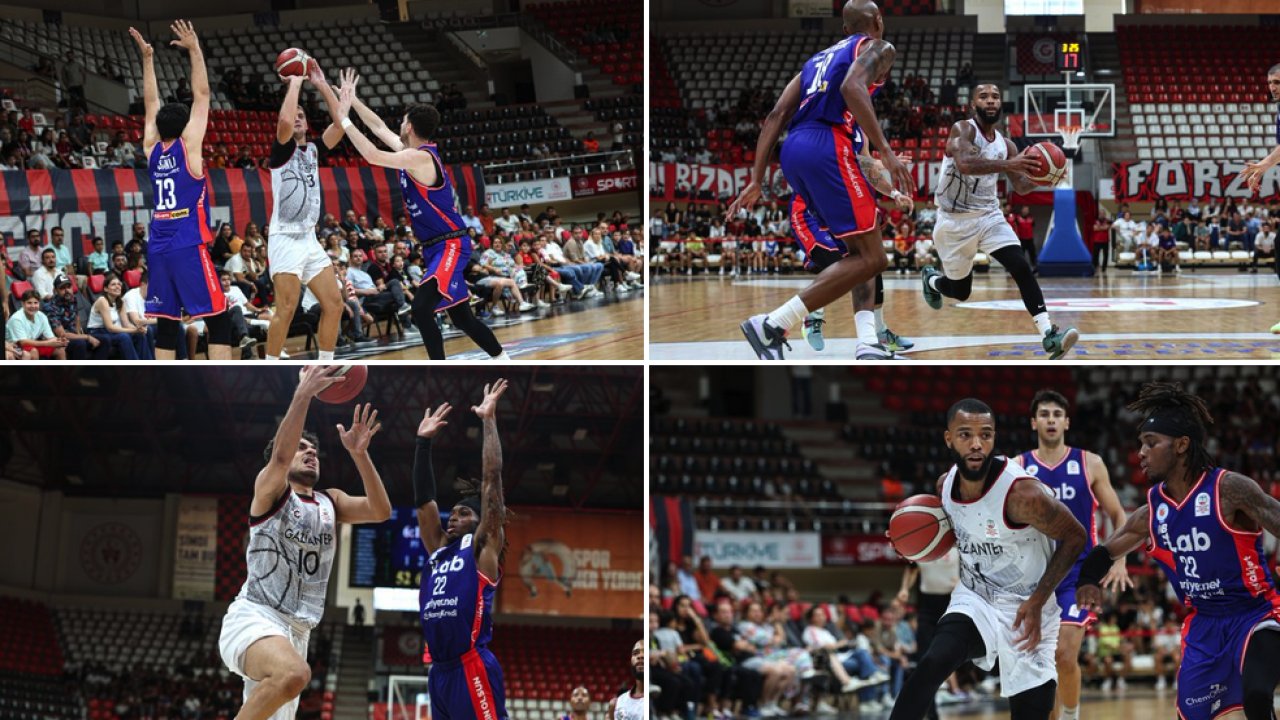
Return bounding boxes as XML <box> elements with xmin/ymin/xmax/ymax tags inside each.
<box><xmin>1005</xmin><ymin>478</ymin><xmax>1086</xmax><ymax>651</ymax></box>
<box><xmin>472</xmin><ymin>379</ymin><xmax>510</xmax><ymax>580</ymax></box>
<box><xmin>842</xmin><ymin>39</ymin><xmax>912</xmax><ymax>192</ymax></box>
<box><xmin>1218</xmin><ymin>471</ymin><xmax>1280</xmax><ymax>535</ymax></box>
<box><xmin>946</xmin><ymin>121</ymin><xmax>1040</xmax><ymax>178</ymax></box>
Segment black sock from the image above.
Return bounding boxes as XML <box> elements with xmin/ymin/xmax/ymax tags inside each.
<box><xmin>934</xmin><ymin>273</ymin><xmax>973</xmax><ymax>301</ymax></box>
<box><xmin>991</xmin><ymin>245</ymin><xmax>1047</xmax><ymax>316</ymax></box>
<box><xmin>412</xmin><ymin>281</ymin><xmax>446</xmax><ymax>360</ymax></box>
<box><xmin>875</xmin><ymin>273</ymin><xmax>884</xmax><ymax>306</ymax></box>
<box><xmin>446</xmin><ymin>303</ymin><xmax>504</xmax><ymax>357</ymax></box>
<box><xmin>1242</xmin><ymin>628</ymin><xmax>1280</xmax><ymax>720</ymax></box>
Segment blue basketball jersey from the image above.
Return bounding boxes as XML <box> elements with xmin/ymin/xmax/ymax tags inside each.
<box><xmin>1147</xmin><ymin>468</ymin><xmax>1280</xmax><ymax>617</ymax></box>
<box><xmin>148</xmin><ymin>139</ymin><xmax>212</xmax><ymax>253</ymax></box>
<box><xmin>788</xmin><ymin>34</ymin><xmax>886</xmax><ymax>137</ymax></box>
<box><xmin>1019</xmin><ymin>447</ymin><xmax>1098</xmax><ymax>560</ymax></box>
<box><xmin>420</xmin><ymin>533</ymin><xmax>497</xmax><ymax>663</ymax></box>
<box><xmin>401</xmin><ymin>144</ymin><xmax>466</xmax><ymax>243</ymax></box>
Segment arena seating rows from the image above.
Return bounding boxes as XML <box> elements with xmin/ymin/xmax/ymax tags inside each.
<box><xmin>0</xmin><ymin>597</ymin><xmax>64</xmax><ymax>676</ymax></box>
<box><xmin>526</xmin><ymin>0</ymin><xmax>642</xmax><ymax>87</ymax></box>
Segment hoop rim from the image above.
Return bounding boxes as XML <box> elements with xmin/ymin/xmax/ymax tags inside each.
<box><xmin>1058</xmin><ymin>123</ymin><xmax>1095</xmax><ymax>150</ymax></box>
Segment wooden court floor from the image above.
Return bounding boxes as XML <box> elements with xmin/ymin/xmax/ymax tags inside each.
<box><xmin>648</xmin><ymin>270</ymin><xmax>1280</xmax><ymax>360</ymax></box>
<box><xmin>279</xmin><ymin>290</ymin><xmax>643</xmax><ymax>361</ymax></box>
<box><xmin>849</xmin><ymin>687</ymin><xmax>1270</xmax><ymax>719</ymax></box>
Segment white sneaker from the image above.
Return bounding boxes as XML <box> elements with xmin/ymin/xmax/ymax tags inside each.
<box><xmin>1116</xmin><ymin>677</ymin><xmax>1126</xmax><ymax>690</ymax></box>
<box><xmin>759</xmin><ymin>704</ymin><xmax>784</xmax><ymax>717</ymax></box>
<box><xmin>618</xmin><ymin>283</ymin><xmax>631</xmax><ymax>293</ymax></box>
<box><xmin>625</xmin><ymin>271</ymin><xmax>641</xmax><ymax>282</ymax></box>
<box><xmin>860</xmin><ymin>700</ymin><xmax>884</xmax><ymax>713</ymax></box>
<box><xmin>517</xmin><ymin>301</ymin><xmax>535</xmax><ymax>312</ymax></box>
<box><xmin>867</xmin><ymin>671</ymin><xmax>890</xmax><ymax>686</ymax></box>
<box><xmin>935</xmin><ymin>689</ymin><xmax>962</xmax><ymax>704</ymax></box>
<box><xmin>489</xmin><ymin>351</ymin><xmax>511</xmax><ymax>362</ymax></box>
<box><xmin>1101</xmin><ymin>679</ymin><xmax>1113</xmax><ymax>692</ymax></box>
<box><xmin>686</xmin><ymin>268</ymin><xmax>692</xmax><ymax>275</ymax></box>
<box><xmin>585</xmin><ymin>286</ymin><xmax>600</xmax><ymax>297</ymax></box>
<box><xmin>1155</xmin><ymin>676</ymin><xmax>1168</xmax><ymax>691</ymax></box>
<box><xmin>492</xmin><ymin>307</ymin><xmax>505</xmax><ymax>316</ymax></box>
<box><xmin>556</xmin><ymin>282</ymin><xmax>573</xmax><ymax>292</ymax></box>
<box><xmin>815</xmin><ymin>701</ymin><xmax>839</xmax><ymax>715</ymax></box>
<box><xmin>535</xmin><ymin>299</ymin><xmax>550</xmax><ymax>308</ymax></box>
<box><xmin>718</xmin><ymin>267</ymin><xmax>725</xmax><ymax>276</ymax></box>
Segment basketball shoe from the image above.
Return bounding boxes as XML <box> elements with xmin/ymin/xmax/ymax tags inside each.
<box><xmin>1271</xmin><ymin>320</ymin><xmax>1280</xmax><ymax>334</ymax></box>
<box><xmin>921</xmin><ymin>266</ymin><xmax>943</xmax><ymax>309</ymax></box>
<box><xmin>855</xmin><ymin>342</ymin><xmax>905</xmax><ymax>360</ymax></box>
<box><xmin>1043</xmin><ymin>325</ymin><xmax>1079</xmax><ymax>360</ymax></box>
<box><xmin>741</xmin><ymin>314</ymin><xmax>790</xmax><ymax>360</ymax></box>
<box><xmin>802</xmin><ymin>309</ymin><xmax>825</xmax><ymax>351</ymax></box>
<box><xmin>878</xmin><ymin>328</ymin><xmax>914</xmax><ymax>352</ymax></box>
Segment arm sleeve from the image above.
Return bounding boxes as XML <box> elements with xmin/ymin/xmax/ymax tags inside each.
<box><xmin>412</xmin><ymin>436</ymin><xmax>437</xmax><ymax>508</ymax></box>
<box><xmin>268</xmin><ymin>139</ymin><xmax>297</xmax><ymax>169</ymax></box>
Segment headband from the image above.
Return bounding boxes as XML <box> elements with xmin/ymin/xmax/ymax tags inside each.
<box><xmin>458</xmin><ymin>496</ymin><xmax>482</xmax><ymax>520</ymax></box>
<box><xmin>1140</xmin><ymin>410</ymin><xmax>1202</xmax><ymax>444</ymax></box>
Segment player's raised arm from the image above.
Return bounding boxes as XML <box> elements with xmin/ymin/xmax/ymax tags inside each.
<box><xmin>841</xmin><ymin>39</ymin><xmax>911</xmax><ymax>193</ymax></box>
<box><xmin>1005</xmin><ymin>478</ymin><xmax>1086</xmax><ymax>651</ymax></box>
<box><xmin>727</xmin><ymin>74</ymin><xmax>802</xmax><ymax>218</ymax></box>
<box><xmin>335</xmin><ymin>74</ymin><xmax>430</xmax><ymax>172</ymax></box>
<box><xmin>413</xmin><ymin>403</ymin><xmax>453</xmax><ymax>553</ymax></box>
<box><xmin>1087</xmin><ymin>451</ymin><xmax>1133</xmax><ymax>593</ymax></box>
<box><xmin>328</xmin><ymin>403</ymin><xmax>392</xmax><ymax>524</ymax></box>
<box><xmin>170</xmin><ymin>20</ymin><xmax>210</xmax><ymax>167</ymax></box>
<box><xmin>306</xmin><ymin>61</ymin><xmax>347</xmax><ymax>150</ymax></box>
<box><xmin>1075</xmin><ymin>504</ymin><xmax>1150</xmax><ymax>610</ymax></box>
<box><xmin>1220</xmin><ymin>471</ymin><xmax>1280</xmax><ymax>537</ymax></box>
<box><xmin>277</xmin><ymin>74</ymin><xmax>306</xmax><ymax>144</ymax></box>
<box><xmin>471</xmin><ymin>379</ymin><xmax>510</xmax><ymax>580</ymax></box>
<box><xmin>338</xmin><ymin>67</ymin><xmax>402</xmax><ymax>151</ymax></box>
<box><xmin>253</xmin><ymin>366</ymin><xmax>346</xmax><ymax>516</ymax></box>
<box><xmin>128</xmin><ymin>28</ymin><xmax>160</xmax><ymax>154</ymax></box>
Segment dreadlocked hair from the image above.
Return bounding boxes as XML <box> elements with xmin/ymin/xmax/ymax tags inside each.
<box><xmin>1125</xmin><ymin>382</ymin><xmax>1216</xmax><ymax>473</ymax></box>
<box><xmin>453</xmin><ymin>477</ymin><xmax>513</xmax><ymax>568</ymax></box>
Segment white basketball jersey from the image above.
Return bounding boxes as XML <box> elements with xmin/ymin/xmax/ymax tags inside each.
<box><xmin>941</xmin><ymin>459</ymin><xmax>1056</xmax><ymax>605</ymax></box>
<box><xmin>935</xmin><ymin>119</ymin><xmax>1006</xmax><ymax>214</ymax></box>
<box><xmin>613</xmin><ymin>690</ymin><xmax>645</xmax><ymax>720</ymax></box>
<box><xmin>238</xmin><ymin>488</ymin><xmax>337</xmax><ymax>627</ymax></box>
<box><xmin>269</xmin><ymin>142</ymin><xmax>322</xmax><ymax>236</ymax></box>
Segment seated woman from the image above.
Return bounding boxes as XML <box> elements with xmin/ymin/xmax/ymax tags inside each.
<box><xmin>87</xmin><ymin>273</ymin><xmax>151</xmax><ymax>359</ymax></box>
<box><xmin>800</xmin><ymin>605</ymin><xmax>889</xmax><ymax>704</ymax></box>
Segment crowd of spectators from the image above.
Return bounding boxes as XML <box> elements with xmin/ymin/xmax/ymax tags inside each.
<box><xmin>1104</xmin><ymin>196</ymin><xmax>1280</xmax><ymax>275</ymax></box>
<box><xmin>0</xmin><ymin>97</ymin><xmax>141</xmax><ymax>171</ymax></box>
<box><xmin>4</xmin><ymin>205</ymin><xmax>643</xmax><ymax>360</ymax></box>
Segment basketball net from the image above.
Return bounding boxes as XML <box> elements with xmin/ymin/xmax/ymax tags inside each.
<box><xmin>1059</xmin><ymin>124</ymin><xmax>1093</xmax><ymax>152</ymax></box>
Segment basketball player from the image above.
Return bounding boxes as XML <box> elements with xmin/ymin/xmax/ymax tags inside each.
<box><xmin>129</xmin><ymin>21</ymin><xmax>232</xmax><ymax>360</ymax></box>
<box><xmin>218</xmin><ymin>366</ymin><xmax>393</xmax><ymax>720</ymax></box>
<box><xmin>729</xmin><ymin>0</ymin><xmax>915</xmax><ymax>359</ymax></box>
<box><xmin>896</xmin><ymin>547</ymin><xmax>958</xmax><ymax>720</ymax></box>
<box><xmin>262</xmin><ymin>61</ymin><xmax>347</xmax><ymax>361</ymax></box>
<box><xmin>610</xmin><ymin>641</ymin><xmax>645</xmax><ymax>720</ymax></box>
<box><xmin>412</xmin><ymin>379</ymin><xmax>511</xmax><ymax>720</ymax></box>
<box><xmin>1238</xmin><ymin>62</ymin><xmax>1280</xmax><ymax>334</ymax></box>
<box><xmin>888</xmin><ymin>398</ymin><xmax>1087</xmax><ymax>720</ymax></box>
<box><xmin>561</xmin><ymin>686</ymin><xmax>591</xmax><ymax>720</ymax></box>
<box><xmin>333</xmin><ymin>74</ymin><xmax>508</xmax><ymax>361</ymax></box>
<box><xmin>1012</xmin><ymin>390</ymin><xmax>1130</xmax><ymax>720</ymax></box>
<box><xmin>922</xmin><ymin>83</ymin><xmax>1079</xmax><ymax>359</ymax></box>
<box><xmin>1077</xmin><ymin>382</ymin><xmax>1280</xmax><ymax>720</ymax></box>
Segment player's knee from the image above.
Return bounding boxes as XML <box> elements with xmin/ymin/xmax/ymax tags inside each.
<box><xmin>205</xmin><ymin>312</ymin><xmax>232</xmax><ymax>346</ymax></box>
<box><xmin>1055</xmin><ymin>643</ymin><xmax>1078</xmax><ymax>669</ymax></box>
<box><xmin>155</xmin><ymin>318</ymin><xmax>181</xmax><ymax>350</ymax></box>
<box><xmin>279</xmin><ymin>663</ymin><xmax>311</xmax><ymax>696</ymax></box>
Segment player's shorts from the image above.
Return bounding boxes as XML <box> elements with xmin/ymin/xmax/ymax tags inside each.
<box><xmin>428</xmin><ymin>647</ymin><xmax>509</xmax><ymax>720</ymax></box>
<box><xmin>145</xmin><ymin>243</ymin><xmax>228</xmax><ymax>320</ymax></box>
<box><xmin>780</xmin><ymin>124</ymin><xmax>880</xmax><ymax>239</ymax></box>
<box><xmin>218</xmin><ymin>597</ymin><xmax>312</xmax><ymax>720</ymax></box>
<box><xmin>933</xmin><ymin>208</ymin><xmax>1021</xmax><ymax>280</ymax></box>
<box><xmin>1176</xmin><ymin>606</ymin><xmax>1280</xmax><ymax>720</ymax></box>
<box><xmin>420</xmin><ymin>236</ymin><xmax>472</xmax><ymax>311</ymax></box>
<box><xmin>946</xmin><ymin>584</ymin><xmax>1060</xmax><ymax>696</ymax></box>
<box><xmin>268</xmin><ymin>231</ymin><xmax>332</xmax><ymax>285</ymax></box>
<box><xmin>1056</xmin><ymin>565</ymin><xmax>1096</xmax><ymax>626</ymax></box>
<box><xmin>790</xmin><ymin>193</ymin><xmax>849</xmax><ymax>271</ymax></box>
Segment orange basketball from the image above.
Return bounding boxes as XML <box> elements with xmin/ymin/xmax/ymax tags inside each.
<box><xmin>1026</xmin><ymin>141</ymin><xmax>1068</xmax><ymax>186</ymax></box>
<box><xmin>275</xmin><ymin>48</ymin><xmax>311</xmax><ymax>78</ymax></box>
<box><xmin>317</xmin><ymin>365</ymin><xmax>368</xmax><ymax>404</ymax></box>
<box><xmin>888</xmin><ymin>494</ymin><xmax>955</xmax><ymax>563</ymax></box>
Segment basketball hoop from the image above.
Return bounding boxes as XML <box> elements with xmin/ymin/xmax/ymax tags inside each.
<box><xmin>1059</xmin><ymin>124</ymin><xmax>1093</xmax><ymax>151</ymax></box>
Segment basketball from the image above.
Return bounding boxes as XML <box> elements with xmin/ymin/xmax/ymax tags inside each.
<box><xmin>1026</xmin><ymin>141</ymin><xmax>1069</xmax><ymax>187</ymax></box>
<box><xmin>888</xmin><ymin>494</ymin><xmax>955</xmax><ymax>563</ymax></box>
<box><xmin>274</xmin><ymin>48</ymin><xmax>311</xmax><ymax>78</ymax></box>
<box><xmin>316</xmin><ymin>365</ymin><xmax>368</xmax><ymax>404</ymax></box>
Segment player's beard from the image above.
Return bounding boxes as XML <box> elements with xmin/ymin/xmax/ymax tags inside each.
<box><xmin>975</xmin><ymin>105</ymin><xmax>1002</xmax><ymax>125</ymax></box>
<box><xmin>290</xmin><ymin>467</ymin><xmax>320</xmax><ymax>487</ymax></box>
<box><xmin>950</xmin><ymin>447</ymin><xmax>995</xmax><ymax>482</ymax></box>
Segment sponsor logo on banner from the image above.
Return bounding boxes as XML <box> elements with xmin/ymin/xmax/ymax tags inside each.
<box><xmin>80</xmin><ymin>522</ymin><xmax>144</xmax><ymax>585</ymax></box>
<box><xmin>572</xmin><ymin>171</ymin><xmax>638</xmax><ymax>198</ymax></box>
<box><xmin>695</xmin><ymin>531</ymin><xmax>822</xmax><ymax>568</ymax></box>
<box><xmin>485</xmin><ymin>177</ymin><xmax>572</xmax><ymax>207</ymax></box>
<box><xmin>822</xmin><ymin>535</ymin><xmax>903</xmax><ymax>565</ymax></box>
<box><xmin>1111</xmin><ymin>160</ymin><xmax>1280</xmax><ymax>202</ymax></box>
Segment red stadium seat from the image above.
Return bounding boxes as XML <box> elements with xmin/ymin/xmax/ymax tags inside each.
<box><xmin>124</xmin><ymin>269</ymin><xmax>142</xmax><ymax>289</ymax></box>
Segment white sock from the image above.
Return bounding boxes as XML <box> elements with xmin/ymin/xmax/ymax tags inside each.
<box><xmin>318</xmin><ymin>350</ymin><xmax>334</xmax><ymax>361</ymax></box>
<box><xmin>1032</xmin><ymin>312</ymin><xmax>1053</xmax><ymax>335</ymax></box>
<box><xmin>266</xmin><ymin>354</ymin><xmax>280</xmax><ymax>361</ymax></box>
<box><xmin>927</xmin><ymin>274</ymin><xmax>941</xmax><ymax>291</ymax></box>
<box><xmin>874</xmin><ymin>307</ymin><xmax>887</xmax><ymax>334</ymax></box>
<box><xmin>855</xmin><ymin>310</ymin><xmax>877</xmax><ymax>344</ymax></box>
<box><xmin>766</xmin><ymin>295</ymin><xmax>809</xmax><ymax>332</ymax></box>
<box><xmin>1061</xmin><ymin>706</ymin><xmax>1079</xmax><ymax>720</ymax></box>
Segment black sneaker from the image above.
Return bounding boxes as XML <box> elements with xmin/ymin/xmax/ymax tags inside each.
<box><xmin>740</xmin><ymin>314</ymin><xmax>791</xmax><ymax>360</ymax></box>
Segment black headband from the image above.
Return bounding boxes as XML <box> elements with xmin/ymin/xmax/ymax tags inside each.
<box><xmin>458</xmin><ymin>496</ymin><xmax>482</xmax><ymax>520</ymax></box>
<box><xmin>1141</xmin><ymin>410</ymin><xmax>1203</xmax><ymax>444</ymax></box>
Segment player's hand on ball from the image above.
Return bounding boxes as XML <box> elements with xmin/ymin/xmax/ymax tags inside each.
<box><xmin>169</xmin><ymin>19</ymin><xmax>199</xmax><ymax>51</ymax></box>
<box><xmin>1100</xmin><ymin>559</ymin><xmax>1133</xmax><ymax>594</ymax></box>
<box><xmin>128</xmin><ymin>28</ymin><xmax>153</xmax><ymax>58</ymax></box>
<box><xmin>417</xmin><ymin>403</ymin><xmax>452</xmax><ymax>439</ymax></box>
<box><xmin>296</xmin><ymin>365</ymin><xmax>346</xmax><ymax>398</ymax></box>
<box><xmin>471</xmin><ymin>379</ymin><xmax>509</xmax><ymax>419</ymax></box>
<box><xmin>726</xmin><ymin>181</ymin><xmax>762</xmax><ymax>219</ymax></box>
<box><xmin>1076</xmin><ymin>583</ymin><xmax>1103</xmax><ymax>612</ymax></box>
<box><xmin>1006</xmin><ymin>152</ymin><xmax>1042</xmax><ymax>177</ymax></box>
<box><xmin>337</xmin><ymin>403</ymin><xmax>382</xmax><ymax>454</ymax></box>
<box><xmin>307</xmin><ymin>58</ymin><xmax>326</xmax><ymax>86</ymax></box>
<box><xmin>1012</xmin><ymin>597</ymin><xmax>1044</xmax><ymax>652</ymax></box>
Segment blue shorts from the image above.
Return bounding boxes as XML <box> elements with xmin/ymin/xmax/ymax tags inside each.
<box><xmin>420</xmin><ymin>236</ymin><xmax>472</xmax><ymax>311</ymax></box>
<box><xmin>790</xmin><ymin>193</ymin><xmax>849</xmax><ymax>271</ymax></box>
<box><xmin>145</xmin><ymin>243</ymin><xmax>227</xmax><ymax>320</ymax></box>
<box><xmin>780</xmin><ymin>125</ymin><xmax>880</xmax><ymax>239</ymax></box>
<box><xmin>1056</xmin><ymin>565</ymin><xmax>1095</xmax><ymax>626</ymax></box>
<box><xmin>428</xmin><ymin>647</ymin><xmax>509</xmax><ymax>720</ymax></box>
<box><xmin>1177</xmin><ymin>605</ymin><xmax>1280</xmax><ymax>720</ymax></box>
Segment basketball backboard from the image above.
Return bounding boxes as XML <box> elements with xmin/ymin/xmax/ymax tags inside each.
<box><xmin>1023</xmin><ymin>83</ymin><xmax>1116</xmax><ymax>138</ymax></box>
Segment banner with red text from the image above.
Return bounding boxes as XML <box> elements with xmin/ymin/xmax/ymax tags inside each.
<box><xmin>649</xmin><ymin>160</ymin><xmax>964</xmax><ymax>204</ymax></box>
<box><xmin>571</xmin><ymin>170</ymin><xmax>639</xmax><ymax>198</ymax></box>
<box><xmin>822</xmin><ymin>534</ymin><xmax>906</xmax><ymax>566</ymax></box>
<box><xmin>1110</xmin><ymin>161</ymin><xmax>1280</xmax><ymax>203</ymax></box>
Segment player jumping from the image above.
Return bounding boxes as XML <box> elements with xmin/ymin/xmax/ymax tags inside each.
<box><xmin>922</xmin><ymin>82</ymin><xmax>1078</xmax><ymax>359</ymax></box>
<box><xmin>218</xmin><ymin>366</ymin><xmax>392</xmax><ymax>720</ymax></box>
<box><xmin>1238</xmin><ymin>62</ymin><xmax>1280</xmax><ymax>334</ymax></box>
<box><xmin>333</xmin><ymin>72</ymin><xmax>508</xmax><ymax>361</ymax></box>
<box><xmin>130</xmin><ymin>21</ymin><xmax>232</xmax><ymax>360</ymax></box>
<box><xmin>1078</xmin><ymin>382</ymin><xmax>1280</xmax><ymax>720</ymax></box>
<box><xmin>413</xmin><ymin>380</ymin><xmax>512</xmax><ymax>720</ymax></box>
<box><xmin>1013</xmin><ymin>389</ymin><xmax>1130</xmax><ymax>720</ymax></box>
<box><xmin>263</xmin><ymin>60</ymin><xmax>347</xmax><ymax>361</ymax></box>
<box><xmin>729</xmin><ymin>0</ymin><xmax>915</xmax><ymax>360</ymax></box>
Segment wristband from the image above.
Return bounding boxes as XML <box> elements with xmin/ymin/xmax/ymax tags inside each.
<box><xmin>340</xmin><ymin>117</ymin><xmax>353</xmax><ymax>130</ymax></box>
<box><xmin>1076</xmin><ymin>545</ymin><xmax>1114</xmax><ymax>589</ymax></box>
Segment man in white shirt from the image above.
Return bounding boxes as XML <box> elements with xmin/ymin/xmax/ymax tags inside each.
<box><xmin>122</xmin><ymin>269</ymin><xmax>159</xmax><ymax>355</ymax></box>
<box><xmin>31</xmin><ymin>248</ymin><xmax>61</xmax><ymax>300</ymax></box>
<box><xmin>461</xmin><ymin>205</ymin><xmax>484</xmax><ymax>234</ymax></box>
<box><xmin>1111</xmin><ymin>211</ymin><xmax>1141</xmax><ymax>252</ymax></box>
<box><xmin>494</xmin><ymin>209</ymin><xmax>521</xmax><ymax>235</ymax></box>
<box><xmin>720</xmin><ymin>565</ymin><xmax>757</xmax><ymax>603</ymax></box>
<box><xmin>1254</xmin><ymin>220</ymin><xmax>1276</xmax><ymax>274</ymax></box>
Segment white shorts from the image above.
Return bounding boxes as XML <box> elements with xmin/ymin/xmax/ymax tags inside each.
<box><xmin>219</xmin><ymin>597</ymin><xmax>312</xmax><ymax>720</ymax></box>
<box><xmin>946</xmin><ymin>584</ymin><xmax>1059</xmax><ymax>697</ymax></box>
<box><xmin>933</xmin><ymin>209</ymin><xmax>1021</xmax><ymax>279</ymax></box>
<box><xmin>268</xmin><ymin>231</ymin><xmax>332</xmax><ymax>285</ymax></box>
<box><xmin>719</xmin><ymin>240</ymin><xmax>737</xmax><ymax>251</ymax></box>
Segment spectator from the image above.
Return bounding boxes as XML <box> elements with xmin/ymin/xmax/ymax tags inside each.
<box><xmin>87</xmin><ymin>273</ymin><xmax>149</xmax><ymax>359</ymax></box>
<box><xmin>1090</xmin><ymin>612</ymin><xmax>1132</xmax><ymax>691</ymax></box>
<box><xmin>495</xmin><ymin>208</ymin><xmax>521</xmax><ymax>235</ymax></box>
<box><xmin>1253</xmin><ymin>221</ymin><xmax>1275</xmax><ymax>274</ymax></box>
<box><xmin>1226</xmin><ymin>211</ymin><xmax>1248</xmax><ymax>251</ymax></box>
<box><xmin>15</xmin><ymin>229</ymin><xmax>43</xmax><ymax>278</ymax></box>
<box><xmin>1156</xmin><ymin>224</ymin><xmax>1181</xmax><ymax>273</ymax></box>
<box><xmin>583</xmin><ymin>132</ymin><xmax>600</xmax><ymax>153</ymax></box>
<box><xmin>1090</xmin><ymin>212</ymin><xmax>1112</xmax><ymax>273</ymax></box>
<box><xmin>109</xmin><ymin>251</ymin><xmax>129</xmax><ymax>277</ymax></box>
<box><xmin>800</xmin><ymin>605</ymin><xmax>889</xmax><ymax>702</ymax></box>
<box><xmin>1013</xmin><ymin>205</ymin><xmax>1036</xmax><ymax>271</ymax></box>
<box><xmin>45</xmin><ymin>227</ymin><xmax>73</xmax><ymax>276</ymax></box>
<box><xmin>31</xmin><ymin>249</ymin><xmax>61</xmax><ymax>300</ymax></box>
<box><xmin>1111</xmin><ymin>210</ymin><xmax>1141</xmax><ymax>252</ymax></box>
<box><xmin>538</xmin><ymin>235</ymin><xmax>595</xmax><ymax>300</ymax></box>
<box><xmin>708</xmin><ymin>602</ymin><xmax>786</xmax><ymax>717</ymax></box>
<box><xmin>693</xmin><ymin>556</ymin><xmax>723</xmax><ymax>606</ymax></box>
<box><xmin>209</xmin><ymin>224</ymin><xmax>236</xmax><ymax>268</ymax></box>
<box><xmin>1151</xmin><ymin>617</ymin><xmax>1180</xmax><ymax>691</ymax></box>
<box><xmin>42</xmin><ymin>274</ymin><xmax>108</xmax><ymax>359</ymax></box>
<box><xmin>224</xmin><ymin>242</ymin><xmax>262</xmax><ymax>301</ymax></box>
<box><xmin>7</xmin><ymin>290</ymin><xmax>68</xmax><ymax>359</ymax></box>
<box><xmin>60</xmin><ymin>51</ymin><xmax>86</xmax><ymax>110</ymax></box>
<box><xmin>671</xmin><ymin>595</ymin><xmax>729</xmax><ymax>718</ymax></box>
<box><xmin>86</xmin><ymin>236</ymin><xmax>110</xmax><ymax>275</ymax></box>
<box><xmin>122</xmin><ymin>270</ymin><xmax>164</xmax><ymax>358</ymax></box>
<box><xmin>461</xmin><ymin>205</ymin><xmax>484</xmax><ymax>234</ymax></box>
<box><xmin>347</xmin><ymin>248</ymin><xmax>411</xmax><ymax>323</ymax></box>
<box><xmin>233</xmin><ymin>146</ymin><xmax>257</xmax><ymax>169</ymax></box>
<box><xmin>219</xmin><ymin>270</ymin><xmax>268</xmax><ymax>352</ymax></box>
<box><xmin>720</xmin><ymin>565</ymin><xmax>757</xmax><ymax>603</ymax></box>
<box><xmin>675</xmin><ymin>557</ymin><xmax>703</xmax><ymax>603</ymax></box>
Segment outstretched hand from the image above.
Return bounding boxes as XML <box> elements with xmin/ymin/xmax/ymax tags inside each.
<box><xmin>128</xmin><ymin>28</ymin><xmax>153</xmax><ymax>58</ymax></box>
<box><xmin>336</xmin><ymin>75</ymin><xmax>358</xmax><ymax>120</ymax></box>
<box><xmin>726</xmin><ymin>181</ymin><xmax>762</xmax><ymax>220</ymax></box>
<box><xmin>169</xmin><ymin>19</ymin><xmax>199</xmax><ymax>51</ymax></box>
<box><xmin>307</xmin><ymin>57</ymin><xmax>327</xmax><ymax>87</ymax></box>
<box><xmin>471</xmin><ymin>379</ymin><xmax>509</xmax><ymax>419</ymax></box>
<box><xmin>337</xmin><ymin>403</ymin><xmax>382</xmax><ymax>454</ymax></box>
<box><xmin>417</xmin><ymin>403</ymin><xmax>452</xmax><ymax>439</ymax></box>
<box><xmin>295</xmin><ymin>365</ymin><xmax>346</xmax><ymax>399</ymax></box>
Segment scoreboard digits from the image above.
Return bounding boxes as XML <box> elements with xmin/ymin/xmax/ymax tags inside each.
<box><xmin>1057</xmin><ymin>41</ymin><xmax>1082</xmax><ymax>72</ymax></box>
